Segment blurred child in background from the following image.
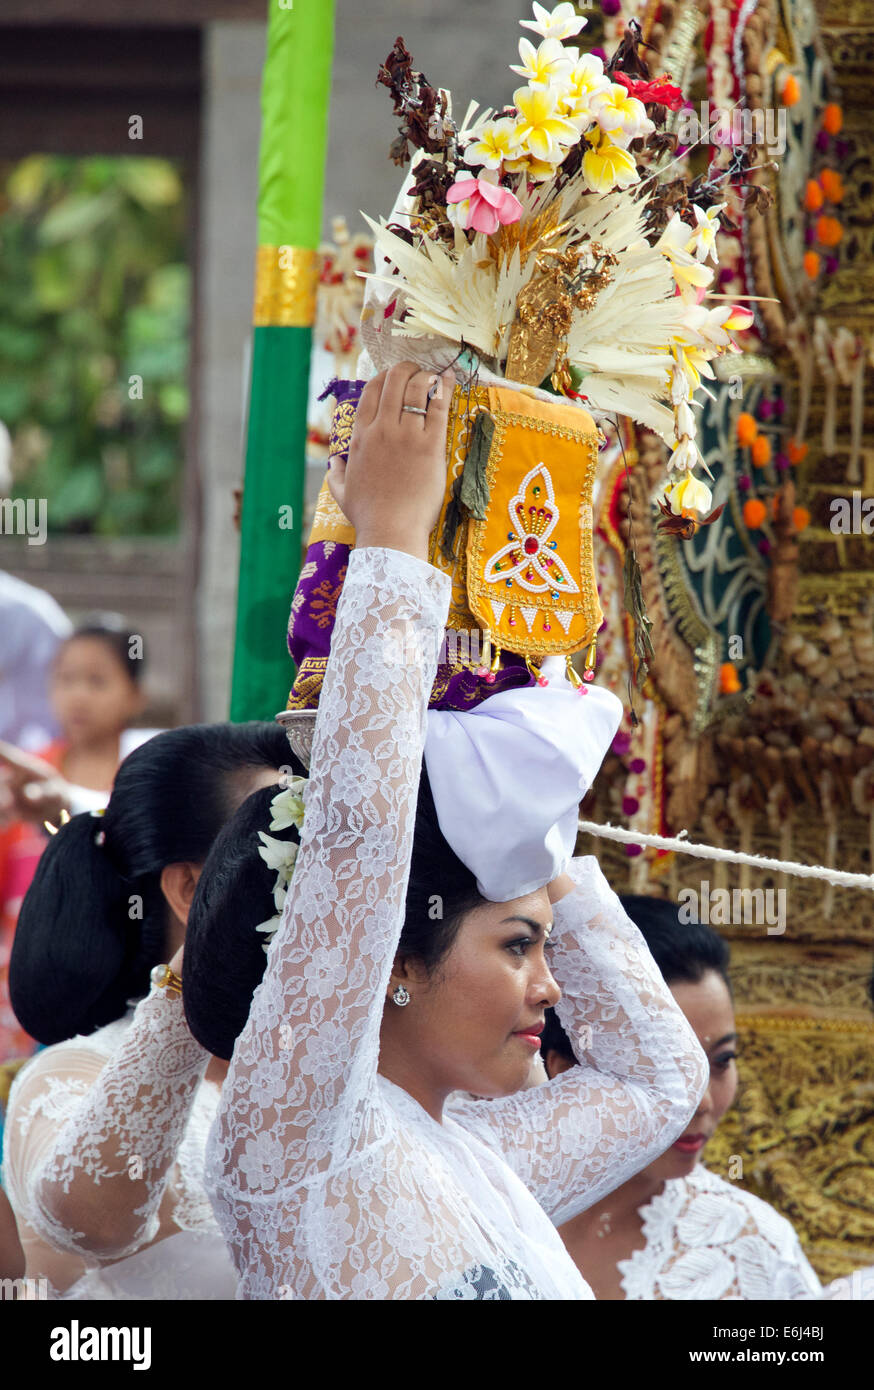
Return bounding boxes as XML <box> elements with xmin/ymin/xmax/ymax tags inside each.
<box><xmin>0</xmin><ymin>615</ymin><xmax>156</xmax><ymax>1075</ymax></box>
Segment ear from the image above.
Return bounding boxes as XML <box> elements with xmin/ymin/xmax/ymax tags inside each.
<box><xmin>160</xmin><ymin>861</ymin><xmax>203</xmax><ymax>928</ymax></box>
<box><xmin>385</xmin><ymin>952</ymin><xmax>428</xmax><ymax>1004</ymax></box>
<box><xmin>543</xmin><ymin>1047</ymin><xmax>576</xmax><ymax>1081</ymax></box>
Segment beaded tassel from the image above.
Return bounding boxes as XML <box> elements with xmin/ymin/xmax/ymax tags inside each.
<box><xmin>485</xmin><ymin>642</ymin><xmax>502</xmax><ymax>684</ymax></box>
<box><xmin>583</xmin><ymin>637</ymin><xmax>597</xmax><ymax>683</ymax></box>
<box><xmin>526</xmin><ymin>656</ymin><xmax>548</xmax><ymax>687</ymax></box>
<box><xmin>475</xmin><ymin>628</ymin><xmax>492</xmax><ymax>678</ymax></box>
<box><xmin>565</xmin><ymin>655</ymin><xmax>586</xmax><ymax>694</ymax></box>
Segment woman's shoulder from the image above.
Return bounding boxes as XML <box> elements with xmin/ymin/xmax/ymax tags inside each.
<box><xmin>682</xmin><ymin>1163</ymin><xmax>804</xmax><ymax>1248</ymax></box>
<box><xmin>6</xmin><ymin>1015</ymin><xmax>132</xmax><ymax>1111</ymax></box>
<box><xmin>621</xmin><ymin>1165</ymin><xmax>820</xmax><ymax>1299</ymax></box>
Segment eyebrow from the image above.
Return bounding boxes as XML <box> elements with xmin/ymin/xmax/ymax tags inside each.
<box><xmin>709</xmin><ymin>1033</ymin><xmax>737</xmax><ymax>1050</ymax></box>
<box><xmin>500</xmin><ymin>916</ymin><xmax>553</xmax><ymax>936</ymax></box>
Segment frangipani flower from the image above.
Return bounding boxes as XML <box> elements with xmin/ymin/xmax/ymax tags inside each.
<box><xmin>722</xmin><ymin>304</ymin><xmax>754</xmax><ymax>332</ymax></box>
<box><xmin>514</xmin><ymin>85</ymin><xmax>580</xmax><ymax>162</ymax></box>
<box><xmin>582</xmin><ymin>138</ymin><xmax>639</xmax><ymax>193</ymax></box>
<box><xmin>520</xmin><ymin>2</ymin><xmax>586</xmax><ymax>42</ymax></box>
<box><xmin>465</xmin><ymin>117</ymin><xmax>523</xmax><ymax>171</ymax></box>
<box><xmin>445</xmin><ymin>176</ymin><xmax>523</xmax><ymax>234</ymax></box>
<box><xmin>559</xmin><ymin>54</ymin><xmax>611</xmax><ymax>125</ymax></box>
<box><xmin>686</xmin><ymin>204</ymin><xmax>724</xmax><ymax>264</ymax></box>
<box><xmin>510</xmin><ymin>36</ymin><xmax>576</xmax><ymax>89</ymax></box>
<box><xmin>671</xmin><ymin>340</ymin><xmax>717</xmax><ymax>392</ymax></box>
<box><xmin>657</xmin><ymin>215</ymin><xmax>715</xmax><ymax>300</ymax></box>
<box><xmin>665</xmin><ymin>472</ymin><xmax>713</xmax><ymax>515</ymax></box>
<box><xmin>589</xmin><ymin>82</ymin><xmax>655</xmax><ymax>147</ymax></box>
<box><xmin>504</xmin><ymin>150</ymin><xmax>561</xmax><ymax>182</ymax></box>
<box><xmin>270</xmin><ymin>778</ymin><xmax>307</xmax><ymax>832</ymax></box>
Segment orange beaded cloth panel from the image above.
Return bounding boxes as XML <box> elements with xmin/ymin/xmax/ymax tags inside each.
<box><xmin>286</xmin><ymin>380</ymin><xmax>603</xmax><ymax>712</ymax></box>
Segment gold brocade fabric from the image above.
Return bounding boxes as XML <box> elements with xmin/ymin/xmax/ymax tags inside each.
<box><xmin>705</xmin><ymin>1015</ymin><xmax>874</xmax><ymax>1285</ymax></box>
<box><xmin>253</xmin><ymin>245</ymin><xmax>319</xmax><ymax>327</ymax></box>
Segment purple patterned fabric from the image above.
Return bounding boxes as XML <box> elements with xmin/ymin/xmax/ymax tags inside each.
<box><xmin>286</xmin><ymin>378</ymin><xmax>535</xmax><ymax>712</ymax></box>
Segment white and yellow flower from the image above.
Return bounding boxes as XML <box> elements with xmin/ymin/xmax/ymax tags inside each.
<box><xmin>589</xmin><ymin>82</ymin><xmax>655</xmax><ymax>148</ymax></box>
<box><xmin>520</xmin><ymin>2</ymin><xmax>586</xmax><ymax>42</ymax></box>
<box><xmin>559</xmin><ymin>53</ymin><xmax>611</xmax><ymax>126</ymax></box>
<box><xmin>464</xmin><ymin>117</ymin><xmax>523</xmax><ymax>171</ymax></box>
<box><xmin>686</xmin><ymin>204</ymin><xmax>724</xmax><ymax>264</ymax></box>
<box><xmin>581</xmin><ymin>132</ymin><xmax>639</xmax><ymax>193</ymax></box>
<box><xmin>513</xmin><ymin>84</ymin><xmax>580</xmax><ymax>163</ymax></box>
<box><xmin>670</xmin><ymin>339</ymin><xmax>717</xmax><ymax>392</ymax></box>
<box><xmin>665</xmin><ymin>472</ymin><xmax>713</xmax><ymax>515</ymax></box>
<box><xmin>656</xmin><ymin>214</ymin><xmax>715</xmax><ymax>300</ymax></box>
<box><xmin>503</xmin><ymin>149</ymin><xmax>562</xmax><ymax>182</ymax></box>
<box><xmin>510</xmin><ymin>37</ymin><xmax>576</xmax><ymax>90</ymax></box>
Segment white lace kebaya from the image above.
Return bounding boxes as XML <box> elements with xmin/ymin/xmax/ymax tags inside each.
<box><xmin>617</xmin><ymin>1164</ymin><xmax>822</xmax><ymax>1301</ymax></box>
<box><xmin>2</xmin><ymin>994</ymin><xmax>236</xmax><ymax>1299</ymax></box>
<box><xmin>207</xmin><ymin>546</ymin><xmax>709</xmax><ymax>1300</ymax></box>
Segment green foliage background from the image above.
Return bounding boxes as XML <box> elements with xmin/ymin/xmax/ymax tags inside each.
<box><xmin>0</xmin><ymin>155</ymin><xmax>189</xmax><ymax>535</ymax></box>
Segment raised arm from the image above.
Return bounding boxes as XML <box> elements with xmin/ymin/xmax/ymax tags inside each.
<box><xmin>208</xmin><ymin>365</ymin><xmax>452</xmax><ymax>1292</ymax></box>
<box><xmin>2</xmin><ymin>983</ymin><xmax>209</xmax><ymax>1260</ymax></box>
<box><xmin>451</xmin><ymin>857</ymin><xmax>709</xmax><ymax>1225</ymax></box>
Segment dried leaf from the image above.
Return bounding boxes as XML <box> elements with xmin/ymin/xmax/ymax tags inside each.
<box><xmin>459</xmin><ymin>410</ymin><xmax>494</xmax><ymax>520</ymax></box>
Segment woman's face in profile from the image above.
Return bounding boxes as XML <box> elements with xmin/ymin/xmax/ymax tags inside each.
<box><xmin>386</xmin><ymin>887</ymin><xmax>561</xmax><ymax>1102</ymax></box>
<box><xmin>645</xmin><ymin>970</ymin><xmax>738</xmax><ymax>1183</ymax></box>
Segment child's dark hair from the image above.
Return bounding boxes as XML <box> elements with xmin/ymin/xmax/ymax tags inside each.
<box><xmin>10</xmin><ymin>722</ymin><xmax>297</xmax><ymax>1045</ymax></box>
<box><xmin>62</xmin><ymin>612</ymin><xmax>145</xmax><ymax>685</ymax></box>
<box><xmin>183</xmin><ymin>766</ymin><xmax>485</xmax><ymax>1059</ymax></box>
<box><xmin>542</xmin><ymin>893</ymin><xmax>732</xmax><ymax>1066</ymax></box>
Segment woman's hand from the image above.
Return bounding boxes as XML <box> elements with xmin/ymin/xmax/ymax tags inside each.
<box><xmin>547</xmin><ymin>871</ymin><xmax>575</xmax><ymax>906</ymax></box>
<box><xmin>327</xmin><ymin>362</ymin><xmax>454</xmax><ymax>561</ymax></box>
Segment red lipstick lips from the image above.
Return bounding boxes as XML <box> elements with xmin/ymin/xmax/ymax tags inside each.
<box><xmin>673</xmin><ymin>1133</ymin><xmax>707</xmax><ymax>1154</ymax></box>
<box><xmin>513</xmin><ymin>1022</ymin><xmax>544</xmax><ymax>1049</ymax></box>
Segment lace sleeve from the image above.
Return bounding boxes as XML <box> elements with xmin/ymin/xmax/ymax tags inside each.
<box><xmin>2</xmin><ymin>989</ymin><xmax>209</xmax><ymax>1260</ymax></box>
<box><xmin>209</xmin><ymin>546</ymin><xmax>450</xmax><ymax>1299</ymax></box>
<box><xmin>450</xmin><ymin>857</ymin><xmax>709</xmax><ymax>1226</ymax></box>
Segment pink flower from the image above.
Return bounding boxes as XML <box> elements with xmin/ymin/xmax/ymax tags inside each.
<box><xmin>445</xmin><ymin>176</ymin><xmax>523</xmax><ymax>235</ymax></box>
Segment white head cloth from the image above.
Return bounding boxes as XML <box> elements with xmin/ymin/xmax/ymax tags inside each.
<box><xmin>424</xmin><ymin>657</ymin><xmax>622</xmax><ymax>902</ymax></box>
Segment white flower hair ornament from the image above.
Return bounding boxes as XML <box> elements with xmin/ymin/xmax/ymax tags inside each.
<box><xmin>254</xmin><ymin>779</ymin><xmax>307</xmax><ymax>953</ymax></box>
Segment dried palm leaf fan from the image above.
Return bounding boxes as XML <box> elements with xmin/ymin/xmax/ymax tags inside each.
<box><xmin>281</xmin><ymin>5</ymin><xmax>763</xmax><ymax>764</ymax></box>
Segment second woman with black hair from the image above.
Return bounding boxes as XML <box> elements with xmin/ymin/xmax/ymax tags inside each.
<box><xmin>542</xmin><ymin>895</ymin><xmax>822</xmax><ymax>1300</ymax></box>
<box><xmin>1</xmin><ymin>721</ymin><xmax>297</xmax><ymax>1299</ymax></box>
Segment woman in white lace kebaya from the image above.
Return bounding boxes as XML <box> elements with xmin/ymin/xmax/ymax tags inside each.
<box><xmin>184</xmin><ymin>363</ymin><xmax>710</xmax><ymax>1300</ymax></box>
<box><xmin>543</xmin><ymin>896</ymin><xmax>822</xmax><ymax>1300</ymax></box>
<box><xmin>1</xmin><ymin>722</ymin><xmax>296</xmax><ymax>1298</ymax></box>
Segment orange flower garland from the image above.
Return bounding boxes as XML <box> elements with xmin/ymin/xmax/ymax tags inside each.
<box><xmin>751</xmin><ymin>436</ymin><xmax>772</xmax><ymax>468</ymax></box>
<box><xmin>736</xmin><ymin>412</ymin><xmax>758</xmax><ymax>447</ymax></box>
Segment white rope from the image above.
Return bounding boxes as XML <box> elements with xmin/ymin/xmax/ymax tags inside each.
<box><xmin>577</xmin><ymin>819</ymin><xmax>874</xmax><ymax>891</ymax></box>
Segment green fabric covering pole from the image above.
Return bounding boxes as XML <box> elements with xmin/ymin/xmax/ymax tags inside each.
<box><xmin>230</xmin><ymin>0</ymin><xmax>336</xmax><ymax>721</ymax></box>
